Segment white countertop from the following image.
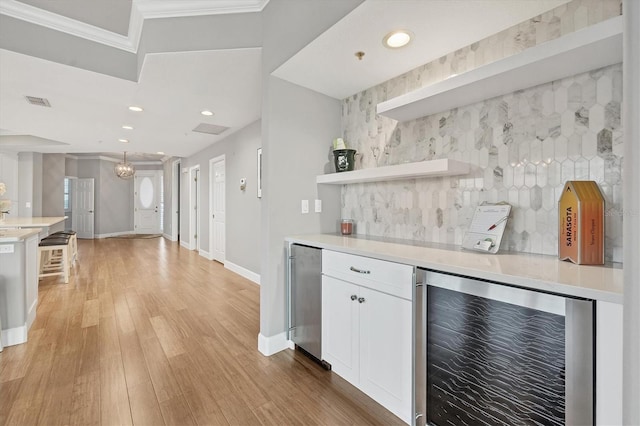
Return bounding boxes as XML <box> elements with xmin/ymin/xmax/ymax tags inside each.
<box><xmin>286</xmin><ymin>234</ymin><xmax>623</xmax><ymax>304</ymax></box>
<box><xmin>0</xmin><ymin>228</ymin><xmax>42</xmax><ymax>243</ymax></box>
<box><xmin>0</xmin><ymin>216</ymin><xmax>66</xmax><ymax>228</ymax></box>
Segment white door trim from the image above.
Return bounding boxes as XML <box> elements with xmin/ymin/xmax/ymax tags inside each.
<box><xmin>188</xmin><ymin>165</ymin><xmax>200</xmax><ymax>251</ymax></box>
<box><xmin>171</xmin><ymin>159</ymin><xmax>181</xmax><ymax>242</ymax></box>
<box><xmin>209</xmin><ymin>155</ymin><xmax>226</xmax><ymax>263</ymax></box>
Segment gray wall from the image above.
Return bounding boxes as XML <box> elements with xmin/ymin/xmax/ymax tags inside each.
<box><xmin>259</xmin><ymin>0</ymin><xmax>361</xmax><ymax>339</ymax></box>
<box><xmin>181</xmin><ymin>120</ymin><xmax>262</xmax><ymax>274</ymax></box>
<box><xmin>41</xmin><ymin>154</ymin><xmax>65</xmax><ymax>216</ymax></box>
<box><xmin>162</xmin><ymin>158</ymin><xmax>177</xmax><ymax>238</ymax></box>
<box><xmin>97</xmin><ymin>159</ymin><xmax>133</xmax><ymax>235</ymax></box>
<box><xmin>17</xmin><ymin>152</ymin><xmax>42</xmax><ymax>217</ymax></box>
<box><xmin>65</xmin><ymin>156</ymin><xmax>78</xmax><ymax>177</ymax></box>
<box><xmin>77</xmin><ymin>158</ymin><xmax>133</xmax><ymax>236</ymax></box>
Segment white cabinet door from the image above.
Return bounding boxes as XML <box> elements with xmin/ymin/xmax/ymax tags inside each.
<box><xmin>359</xmin><ymin>287</ymin><xmax>412</xmax><ymax>423</ymax></box>
<box><xmin>322</xmin><ymin>275</ymin><xmax>359</xmax><ymax>384</ymax></box>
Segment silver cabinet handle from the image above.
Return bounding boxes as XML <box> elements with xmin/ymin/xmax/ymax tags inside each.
<box><xmin>350</xmin><ymin>294</ymin><xmax>357</xmax><ymax>301</ymax></box>
<box><xmin>350</xmin><ymin>266</ymin><xmax>370</xmax><ymax>274</ymax></box>
<box><xmin>358</xmin><ymin>297</ymin><xmax>365</xmax><ymax>303</ymax></box>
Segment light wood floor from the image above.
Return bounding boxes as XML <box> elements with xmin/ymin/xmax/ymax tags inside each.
<box><xmin>0</xmin><ymin>237</ymin><xmax>403</xmax><ymax>426</ymax></box>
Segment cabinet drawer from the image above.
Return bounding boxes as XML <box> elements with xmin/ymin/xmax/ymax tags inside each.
<box><xmin>322</xmin><ymin>250</ymin><xmax>413</xmax><ymax>300</ymax></box>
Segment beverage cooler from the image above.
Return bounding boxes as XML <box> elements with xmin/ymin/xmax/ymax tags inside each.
<box><xmin>414</xmin><ymin>269</ymin><xmax>595</xmax><ymax>426</ymax></box>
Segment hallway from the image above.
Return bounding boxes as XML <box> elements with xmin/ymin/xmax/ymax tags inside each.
<box><xmin>0</xmin><ymin>237</ymin><xmax>402</xmax><ymax>425</ymax></box>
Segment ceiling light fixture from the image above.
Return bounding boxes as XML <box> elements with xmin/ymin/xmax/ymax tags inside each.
<box><xmin>115</xmin><ymin>151</ymin><xmax>135</xmax><ymax>179</ymax></box>
<box><xmin>118</xmin><ymin>138</ymin><xmax>129</xmax><ymax>143</ymax></box>
<box><xmin>128</xmin><ymin>106</ymin><xmax>143</xmax><ymax>112</ymax></box>
<box><xmin>122</xmin><ymin>125</ymin><xmax>133</xmax><ymax>130</ymax></box>
<box><xmin>201</xmin><ymin>110</ymin><xmax>214</xmax><ymax>116</ymax></box>
<box><xmin>383</xmin><ymin>30</ymin><xmax>413</xmax><ymax>49</ymax></box>
<box><xmin>157</xmin><ymin>151</ymin><xmax>165</xmax><ymax>155</ymax></box>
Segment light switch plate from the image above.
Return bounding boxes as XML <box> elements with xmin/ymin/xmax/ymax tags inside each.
<box><xmin>0</xmin><ymin>244</ymin><xmax>15</xmax><ymax>254</ymax></box>
<box><xmin>301</xmin><ymin>199</ymin><xmax>309</xmax><ymax>214</ymax></box>
<box><xmin>315</xmin><ymin>199</ymin><xmax>322</xmax><ymax>213</ymax></box>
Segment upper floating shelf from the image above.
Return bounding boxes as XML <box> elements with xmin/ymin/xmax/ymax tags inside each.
<box><xmin>316</xmin><ymin>158</ymin><xmax>470</xmax><ymax>185</ymax></box>
<box><xmin>377</xmin><ymin>16</ymin><xmax>623</xmax><ymax>123</ymax></box>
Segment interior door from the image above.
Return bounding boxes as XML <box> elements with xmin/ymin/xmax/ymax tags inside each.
<box><xmin>76</xmin><ymin>178</ymin><xmax>94</xmax><ymax>239</ymax></box>
<box><xmin>210</xmin><ymin>158</ymin><xmax>226</xmax><ymax>262</ymax></box>
<box><xmin>134</xmin><ymin>171</ymin><xmax>160</xmax><ymax>234</ymax></box>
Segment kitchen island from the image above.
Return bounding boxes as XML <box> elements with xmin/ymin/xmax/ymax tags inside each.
<box><xmin>0</xmin><ymin>216</ymin><xmax>66</xmax><ymax>239</ymax></box>
<box><xmin>0</xmin><ymin>228</ymin><xmax>40</xmax><ymax>348</ymax></box>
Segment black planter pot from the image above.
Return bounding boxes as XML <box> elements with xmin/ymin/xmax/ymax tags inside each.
<box><xmin>333</xmin><ymin>149</ymin><xmax>356</xmax><ymax>172</ymax></box>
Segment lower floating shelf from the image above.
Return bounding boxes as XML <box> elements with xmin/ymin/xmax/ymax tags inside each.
<box><xmin>316</xmin><ymin>158</ymin><xmax>470</xmax><ymax>185</ymax></box>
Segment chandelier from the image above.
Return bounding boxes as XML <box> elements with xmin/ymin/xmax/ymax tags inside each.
<box><xmin>114</xmin><ymin>151</ymin><xmax>135</xmax><ymax>179</ymax></box>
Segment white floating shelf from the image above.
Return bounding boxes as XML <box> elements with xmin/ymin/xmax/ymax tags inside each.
<box><xmin>377</xmin><ymin>16</ymin><xmax>623</xmax><ymax>122</ymax></box>
<box><xmin>316</xmin><ymin>159</ymin><xmax>470</xmax><ymax>185</ymax></box>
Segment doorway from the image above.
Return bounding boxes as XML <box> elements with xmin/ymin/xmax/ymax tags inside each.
<box><xmin>189</xmin><ymin>165</ymin><xmax>200</xmax><ymax>251</ymax></box>
<box><xmin>209</xmin><ymin>155</ymin><xmax>226</xmax><ymax>263</ymax></box>
<box><xmin>172</xmin><ymin>159</ymin><xmax>181</xmax><ymax>242</ymax></box>
<box><xmin>63</xmin><ymin>176</ymin><xmax>77</xmax><ymax>231</ymax></box>
<box><xmin>76</xmin><ymin>178</ymin><xmax>95</xmax><ymax>239</ymax></box>
<box><xmin>134</xmin><ymin>171</ymin><xmax>163</xmax><ymax>234</ymax></box>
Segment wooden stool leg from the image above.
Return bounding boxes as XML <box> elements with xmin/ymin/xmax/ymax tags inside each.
<box><xmin>62</xmin><ymin>246</ymin><xmax>69</xmax><ymax>283</ymax></box>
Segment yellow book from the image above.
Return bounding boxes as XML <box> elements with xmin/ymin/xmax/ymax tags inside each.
<box><xmin>558</xmin><ymin>181</ymin><xmax>605</xmax><ymax>265</ymax></box>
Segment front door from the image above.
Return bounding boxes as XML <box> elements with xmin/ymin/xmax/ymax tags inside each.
<box><xmin>134</xmin><ymin>171</ymin><xmax>161</xmax><ymax>234</ymax></box>
<box><xmin>76</xmin><ymin>178</ymin><xmax>94</xmax><ymax>239</ymax></box>
<box><xmin>210</xmin><ymin>157</ymin><xmax>225</xmax><ymax>262</ymax></box>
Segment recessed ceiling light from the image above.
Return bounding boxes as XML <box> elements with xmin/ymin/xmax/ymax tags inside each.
<box><xmin>122</xmin><ymin>125</ymin><xmax>133</xmax><ymax>130</ymax></box>
<box><xmin>118</xmin><ymin>138</ymin><xmax>129</xmax><ymax>143</ymax></box>
<box><xmin>128</xmin><ymin>106</ymin><xmax>143</xmax><ymax>112</ymax></box>
<box><xmin>201</xmin><ymin>110</ymin><xmax>214</xmax><ymax>116</ymax></box>
<box><xmin>383</xmin><ymin>30</ymin><xmax>413</xmax><ymax>49</ymax></box>
<box><xmin>157</xmin><ymin>151</ymin><xmax>165</xmax><ymax>155</ymax></box>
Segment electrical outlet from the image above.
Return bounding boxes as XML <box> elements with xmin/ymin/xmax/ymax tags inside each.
<box><xmin>315</xmin><ymin>199</ymin><xmax>322</xmax><ymax>213</ymax></box>
<box><xmin>301</xmin><ymin>199</ymin><xmax>309</xmax><ymax>214</ymax></box>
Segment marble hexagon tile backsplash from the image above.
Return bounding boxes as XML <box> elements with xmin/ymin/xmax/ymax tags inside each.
<box><xmin>340</xmin><ymin>0</ymin><xmax>623</xmax><ymax>262</ymax></box>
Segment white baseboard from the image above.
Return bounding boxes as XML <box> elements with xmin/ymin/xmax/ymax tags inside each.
<box><xmin>95</xmin><ymin>231</ymin><xmax>133</xmax><ymax>239</ymax></box>
<box><xmin>199</xmin><ymin>249</ymin><xmax>211</xmax><ymax>259</ymax></box>
<box><xmin>258</xmin><ymin>332</ymin><xmax>289</xmax><ymax>356</ymax></box>
<box><xmin>225</xmin><ymin>261</ymin><xmax>260</xmax><ymax>285</ymax></box>
<box><xmin>162</xmin><ymin>233</ymin><xmax>175</xmax><ymax>241</ymax></box>
<box><xmin>1</xmin><ymin>324</ymin><xmax>27</xmax><ymax>347</ymax></box>
<box><xmin>179</xmin><ymin>241</ymin><xmax>191</xmax><ymax>250</ymax></box>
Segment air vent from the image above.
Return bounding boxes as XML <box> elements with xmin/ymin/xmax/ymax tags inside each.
<box><xmin>192</xmin><ymin>123</ymin><xmax>229</xmax><ymax>135</ymax></box>
<box><xmin>25</xmin><ymin>96</ymin><xmax>51</xmax><ymax>107</ymax></box>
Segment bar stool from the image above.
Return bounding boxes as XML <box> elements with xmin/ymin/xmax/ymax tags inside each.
<box><xmin>50</xmin><ymin>230</ymin><xmax>78</xmax><ymax>264</ymax></box>
<box><xmin>38</xmin><ymin>235</ymin><xmax>71</xmax><ymax>283</ymax></box>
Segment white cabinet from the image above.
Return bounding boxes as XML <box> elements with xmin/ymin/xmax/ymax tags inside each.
<box><xmin>322</xmin><ymin>276</ymin><xmax>360</xmax><ymax>384</ymax></box>
<box><xmin>322</xmin><ymin>250</ymin><xmax>413</xmax><ymax>424</ymax></box>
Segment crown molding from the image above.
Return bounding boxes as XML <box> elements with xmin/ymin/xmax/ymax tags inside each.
<box><xmin>76</xmin><ymin>155</ymin><xmax>120</xmax><ymax>162</ymax></box>
<box><xmin>0</xmin><ymin>0</ymin><xmax>136</xmax><ymax>52</ymax></box>
<box><xmin>0</xmin><ymin>0</ymin><xmax>269</xmax><ymax>54</ymax></box>
<box><xmin>131</xmin><ymin>161</ymin><xmax>163</xmax><ymax>165</ymax></box>
<box><xmin>134</xmin><ymin>0</ymin><xmax>269</xmax><ymax>19</ymax></box>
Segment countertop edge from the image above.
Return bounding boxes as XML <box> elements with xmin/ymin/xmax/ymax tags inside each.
<box><xmin>286</xmin><ymin>234</ymin><xmax>623</xmax><ymax>304</ymax></box>
<box><xmin>0</xmin><ymin>228</ymin><xmax>42</xmax><ymax>242</ymax></box>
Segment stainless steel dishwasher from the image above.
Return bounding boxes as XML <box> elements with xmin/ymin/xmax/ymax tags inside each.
<box><xmin>286</xmin><ymin>243</ymin><xmax>325</xmax><ymax>365</ymax></box>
